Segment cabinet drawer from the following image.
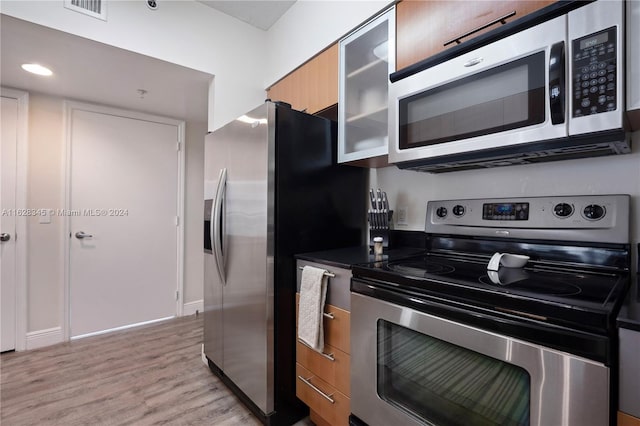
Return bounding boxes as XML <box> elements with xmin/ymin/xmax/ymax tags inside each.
<box><xmin>296</xmin><ymin>294</ymin><xmax>350</xmax><ymax>354</ymax></box>
<box><xmin>324</xmin><ymin>304</ymin><xmax>350</xmax><ymax>354</ymax></box>
<box><xmin>296</xmin><ymin>363</ymin><xmax>350</xmax><ymax>426</ymax></box>
<box><xmin>297</xmin><ymin>339</ymin><xmax>350</xmax><ymax>396</ymax></box>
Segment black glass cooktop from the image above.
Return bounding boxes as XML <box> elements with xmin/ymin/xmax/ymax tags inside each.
<box><xmin>353</xmin><ymin>252</ymin><xmax>629</xmax><ymax>333</ymax></box>
<box><xmin>384</xmin><ymin>254</ymin><xmax>621</xmax><ymax>305</ymax></box>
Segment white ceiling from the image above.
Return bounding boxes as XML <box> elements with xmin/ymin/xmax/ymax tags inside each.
<box><xmin>0</xmin><ymin>15</ymin><xmax>212</xmax><ymax>123</ymax></box>
<box><xmin>197</xmin><ymin>0</ymin><xmax>296</xmax><ymax>30</ymax></box>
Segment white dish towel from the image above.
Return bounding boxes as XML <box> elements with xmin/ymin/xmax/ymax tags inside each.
<box><xmin>297</xmin><ymin>265</ymin><xmax>328</xmax><ymax>353</ymax></box>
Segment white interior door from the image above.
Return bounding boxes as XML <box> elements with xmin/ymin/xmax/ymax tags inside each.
<box><xmin>68</xmin><ymin>106</ymin><xmax>180</xmax><ymax>338</ymax></box>
<box><xmin>1</xmin><ymin>96</ymin><xmax>18</xmax><ymax>351</ymax></box>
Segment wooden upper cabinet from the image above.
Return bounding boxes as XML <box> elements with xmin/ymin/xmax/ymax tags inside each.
<box><xmin>619</xmin><ymin>411</ymin><xmax>640</xmax><ymax>426</ymax></box>
<box><xmin>267</xmin><ymin>44</ymin><xmax>338</xmax><ymax>114</ymax></box>
<box><xmin>396</xmin><ymin>0</ymin><xmax>556</xmax><ymax>70</ymax></box>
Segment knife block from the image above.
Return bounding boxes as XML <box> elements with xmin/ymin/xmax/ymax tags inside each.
<box><xmin>368</xmin><ymin>210</ymin><xmax>393</xmax><ymax>248</ymax></box>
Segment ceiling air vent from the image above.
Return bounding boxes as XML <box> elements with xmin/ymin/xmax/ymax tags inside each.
<box><xmin>64</xmin><ymin>0</ymin><xmax>107</xmax><ymax>21</ymax></box>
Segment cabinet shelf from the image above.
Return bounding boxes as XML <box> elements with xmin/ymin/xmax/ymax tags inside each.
<box><xmin>347</xmin><ymin>57</ymin><xmax>388</xmax><ymax>80</ymax></box>
<box><xmin>346</xmin><ymin>106</ymin><xmax>387</xmax><ymax>125</ymax></box>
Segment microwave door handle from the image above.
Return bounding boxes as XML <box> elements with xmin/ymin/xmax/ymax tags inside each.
<box><xmin>212</xmin><ymin>167</ymin><xmax>227</xmax><ymax>285</ymax></box>
<box><xmin>549</xmin><ymin>41</ymin><xmax>566</xmax><ymax>125</ymax></box>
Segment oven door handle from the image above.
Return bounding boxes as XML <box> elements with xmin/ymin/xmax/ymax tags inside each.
<box><xmin>549</xmin><ymin>41</ymin><xmax>566</xmax><ymax>125</ymax></box>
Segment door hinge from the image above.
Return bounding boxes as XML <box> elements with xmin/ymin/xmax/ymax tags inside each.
<box><xmin>176</xmin><ymin>142</ymin><xmax>181</xmax><ymax>152</ymax></box>
<box><xmin>176</xmin><ymin>290</ymin><xmax>179</xmax><ymax>301</ymax></box>
<box><xmin>175</xmin><ymin>216</ymin><xmax>180</xmax><ymax>226</ymax></box>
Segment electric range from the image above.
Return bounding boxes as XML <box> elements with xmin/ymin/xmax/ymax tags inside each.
<box><xmin>350</xmin><ymin>195</ymin><xmax>631</xmax><ymax>426</ymax></box>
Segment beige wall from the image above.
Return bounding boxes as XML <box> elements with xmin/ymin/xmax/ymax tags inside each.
<box><xmin>25</xmin><ymin>92</ymin><xmax>206</xmax><ymax>334</ymax></box>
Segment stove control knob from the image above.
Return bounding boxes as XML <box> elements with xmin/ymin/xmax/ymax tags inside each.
<box><xmin>452</xmin><ymin>205</ymin><xmax>465</xmax><ymax>217</ymax></box>
<box><xmin>553</xmin><ymin>203</ymin><xmax>573</xmax><ymax>218</ymax></box>
<box><xmin>583</xmin><ymin>204</ymin><xmax>606</xmax><ymax>220</ymax></box>
<box><xmin>436</xmin><ymin>207</ymin><xmax>448</xmax><ymax>218</ymax></box>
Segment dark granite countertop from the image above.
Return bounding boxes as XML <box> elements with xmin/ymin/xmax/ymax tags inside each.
<box><xmin>295</xmin><ymin>245</ymin><xmax>426</xmax><ymax>270</ymax></box>
<box><xmin>618</xmin><ymin>274</ymin><xmax>640</xmax><ymax>332</ymax></box>
<box><xmin>295</xmin><ymin>246</ymin><xmax>374</xmax><ymax>269</ymax></box>
<box><xmin>295</xmin><ymin>230</ymin><xmax>427</xmax><ymax>270</ymax></box>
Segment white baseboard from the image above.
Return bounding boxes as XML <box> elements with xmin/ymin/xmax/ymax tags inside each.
<box><xmin>24</xmin><ymin>302</ymin><xmax>203</xmax><ymax>351</ymax></box>
<box><xmin>26</xmin><ymin>327</ymin><xmax>64</xmax><ymax>350</ymax></box>
<box><xmin>183</xmin><ymin>299</ymin><xmax>203</xmax><ymax>316</ymax></box>
<box><xmin>201</xmin><ymin>343</ymin><xmax>208</xmax><ymax>365</ymax></box>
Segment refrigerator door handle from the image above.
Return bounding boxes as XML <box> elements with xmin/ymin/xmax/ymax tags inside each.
<box><xmin>212</xmin><ymin>167</ymin><xmax>227</xmax><ymax>285</ymax></box>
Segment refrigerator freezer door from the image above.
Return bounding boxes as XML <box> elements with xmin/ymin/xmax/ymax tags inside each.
<box><xmin>211</xmin><ymin>103</ymin><xmax>275</xmax><ymax>415</ymax></box>
<box><xmin>204</xmin><ymin>113</ymin><xmax>231</xmax><ymax>373</ymax></box>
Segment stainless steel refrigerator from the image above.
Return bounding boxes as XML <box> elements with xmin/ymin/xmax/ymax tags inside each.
<box><xmin>203</xmin><ymin>101</ymin><xmax>366</xmax><ymax>425</ymax></box>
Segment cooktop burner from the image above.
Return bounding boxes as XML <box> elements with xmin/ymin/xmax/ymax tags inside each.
<box><xmin>478</xmin><ymin>272</ymin><xmax>582</xmax><ymax>297</ymax></box>
<box><xmin>387</xmin><ymin>260</ymin><xmax>455</xmax><ymax>277</ymax></box>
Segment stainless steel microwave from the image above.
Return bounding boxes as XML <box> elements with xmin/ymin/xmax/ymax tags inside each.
<box><xmin>389</xmin><ymin>0</ymin><xmax>630</xmax><ymax>173</ymax></box>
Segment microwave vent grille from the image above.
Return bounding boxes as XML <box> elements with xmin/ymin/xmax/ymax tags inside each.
<box><xmin>402</xmin><ymin>140</ymin><xmax>631</xmax><ymax>174</ymax></box>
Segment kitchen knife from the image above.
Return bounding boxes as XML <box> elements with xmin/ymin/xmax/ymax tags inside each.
<box><xmin>376</xmin><ymin>189</ymin><xmax>383</xmax><ymax>210</ymax></box>
<box><xmin>369</xmin><ymin>189</ymin><xmax>377</xmax><ymax>210</ymax></box>
<box><xmin>382</xmin><ymin>192</ymin><xmax>389</xmax><ymax>229</ymax></box>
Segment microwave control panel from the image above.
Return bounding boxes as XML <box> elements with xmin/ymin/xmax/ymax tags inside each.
<box><xmin>572</xmin><ymin>26</ymin><xmax>617</xmax><ymax>117</ymax></box>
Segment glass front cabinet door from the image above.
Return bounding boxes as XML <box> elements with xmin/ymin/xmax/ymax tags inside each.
<box><xmin>339</xmin><ymin>7</ymin><xmax>395</xmax><ymax>164</ymax></box>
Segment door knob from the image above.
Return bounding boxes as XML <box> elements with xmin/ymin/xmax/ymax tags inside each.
<box><xmin>75</xmin><ymin>231</ymin><xmax>93</xmax><ymax>239</ymax></box>
<box><xmin>0</xmin><ymin>233</ymin><xmax>10</xmax><ymax>242</ymax></box>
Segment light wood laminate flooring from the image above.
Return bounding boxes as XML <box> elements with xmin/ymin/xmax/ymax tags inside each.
<box><xmin>0</xmin><ymin>315</ymin><xmax>266</xmax><ymax>425</ymax></box>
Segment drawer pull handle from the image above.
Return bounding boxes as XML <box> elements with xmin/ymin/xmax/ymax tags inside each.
<box><xmin>444</xmin><ymin>10</ymin><xmax>516</xmax><ymax>46</ymax></box>
<box><xmin>323</xmin><ymin>312</ymin><xmax>335</xmax><ymax>320</ymax></box>
<box><xmin>298</xmin><ymin>338</ymin><xmax>335</xmax><ymax>361</ymax></box>
<box><xmin>298</xmin><ymin>375</ymin><xmax>335</xmax><ymax>404</ymax></box>
<box><xmin>298</xmin><ymin>266</ymin><xmax>336</xmax><ymax>278</ymax></box>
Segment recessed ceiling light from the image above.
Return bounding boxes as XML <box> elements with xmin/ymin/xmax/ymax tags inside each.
<box><xmin>21</xmin><ymin>63</ymin><xmax>53</xmax><ymax>76</ymax></box>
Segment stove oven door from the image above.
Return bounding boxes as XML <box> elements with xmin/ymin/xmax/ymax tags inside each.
<box><xmin>350</xmin><ymin>289</ymin><xmax>611</xmax><ymax>426</ymax></box>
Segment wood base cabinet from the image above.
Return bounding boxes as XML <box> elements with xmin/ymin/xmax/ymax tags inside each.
<box><xmin>296</xmin><ymin>363</ymin><xmax>350</xmax><ymax>426</ymax></box>
<box><xmin>296</xmin><ymin>260</ymin><xmax>352</xmax><ymax>426</ymax></box>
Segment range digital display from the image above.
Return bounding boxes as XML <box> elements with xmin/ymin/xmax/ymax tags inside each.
<box><xmin>483</xmin><ymin>203</ymin><xmax>529</xmax><ymax>221</ymax></box>
<box><xmin>495</xmin><ymin>204</ymin><xmax>514</xmax><ymax>214</ymax></box>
